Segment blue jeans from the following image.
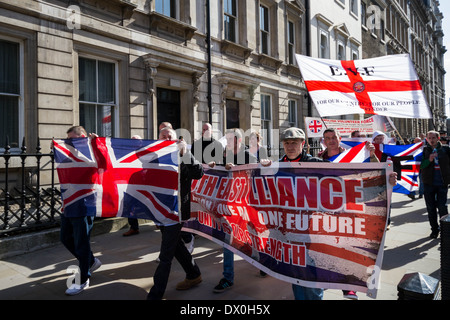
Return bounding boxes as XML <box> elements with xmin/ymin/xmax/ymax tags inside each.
<box><xmin>60</xmin><ymin>214</ymin><xmax>95</xmax><ymax>284</ymax></box>
<box><xmin>424</xmin><ymin>184</ymin><xmax>448</xmax><ymax>232</ymax></box>
<box><xmin>223</xmin><ymin>248</ymin><xmax>234</xmax><ymax>282</ymax></box>
<box><xmin>292</xmin><ymin>284</ymin><xmax>324</xmax><ymax>300</ymax></box>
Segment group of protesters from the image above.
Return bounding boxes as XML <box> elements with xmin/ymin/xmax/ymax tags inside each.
<box><xmin>60</xmin><ymin>122</ymin><xmax>448</xmax><ymax>300</ymax></box>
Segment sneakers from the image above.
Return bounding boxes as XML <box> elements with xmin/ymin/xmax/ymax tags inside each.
<box><xmin>90</xmin><ymin>258</ymin><xmax>102</xmax><ymax>273</ymax></box>
<box><xmin>343</xmin><ymin>290</ymin><xmax>358</xmax><ymax>300</ymax></box>
<box><xmin>176</xmin><ymin>275</ymin><xmax>202</xmax><ymax>290</ymax></box>
<box><xmin>65</xmin><ymin>279</ymin><xmax>89</xmax><ymax>296</ymax></box>
<box><xmin>213</xmin><ymin>278</ymin><xmax>233</xmax><ymax>293</ymax></box>
<box><xmin>123</xmin><ymin>228</ymin><xmax>139</xmax><ymax>236</ymax></box>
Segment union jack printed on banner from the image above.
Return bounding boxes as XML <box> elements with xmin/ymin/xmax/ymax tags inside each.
<box><xmin>335</xmin><ymin>139</ymin><xmax>424</xmax><ymax>194</ymax></box>
<box><xmin>53</xmin><ymin>137</ymin><xmax>180</xmax><ymax>225</ymax></box>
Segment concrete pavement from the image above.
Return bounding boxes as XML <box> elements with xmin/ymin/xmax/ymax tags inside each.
<box><xmin>0</xmin><ymin>192</ymin><xmax>442</xmax><ymax>300</ymax></box>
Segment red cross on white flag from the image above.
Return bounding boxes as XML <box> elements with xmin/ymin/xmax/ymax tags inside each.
<box><xmin>296</xmin><ymin>54</ymin><xmax>432</xmax><ymax>119</ymax></box>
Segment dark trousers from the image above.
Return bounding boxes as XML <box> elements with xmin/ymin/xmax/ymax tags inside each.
<box><xmin>147</xmin><ymin>223</ymin><xmax>200</xmax><ymax>300</ymax></box>
<box><xmin>424</xmin><ymin>184</ymin><xmax>449</xmax><ymax>232</ymax></box>
<box><xmin>128</xmin><ymin>218</ymin><xmax>139</xmax><ymax>230</ymax></box>
<box><xmin>60</xmin><ymin>215</ymin><xmax>95</xmax><ymax>284</ymax></box>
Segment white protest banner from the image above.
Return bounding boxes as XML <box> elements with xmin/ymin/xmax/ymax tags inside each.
<box><xmin>305</xmin><ymin>116</ymin><xmax>376</xmax><ymax>137</ymax></box>
<box><xmin>296</xmin><ymin>54</ymin><xmax>432</xmax><ymax>119</ymax></box>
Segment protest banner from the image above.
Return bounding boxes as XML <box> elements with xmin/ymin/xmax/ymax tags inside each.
<box><xmin>296</xmin><ymin>54</ymin><xmax>432</xmax><ymax>119</ymax></box>
<box><xmin>184</xmin><ymin>162</ymin><xmax>393</xmax><ymax>298</ymax></box>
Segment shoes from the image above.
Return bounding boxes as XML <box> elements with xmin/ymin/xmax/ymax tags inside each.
<box><xmin>65</xmin><ymin>279</ymin><xmax>89</xmax><ymax>296</ymax></box>
<box><xmin>176</xmin><ymin>275</ymin><xmax>202</xmax><ymax>290</ymax></box>
<box><xmin>407</xmin><ymin>194</ymin><xmax>416</xmax><ymax>200</ymax></box>
<box><xmin>123</xmin><ymin>228</ymin><xmax>139</xmax><ymax>236</ymax></box>
<box><xmin>343</xmin><ymin>290</ymin><xmax>358</xmax><ymax>300</ymax></box>
<box><xmin>259</xmin><ymin>270</ymin><xmax>268</xmax><ymax>278</ymax></box>
<box><xmin>213</xmin><ymin>278</ymin><xmax>233</xmax><ymax>293</ymax></box>
<box><xmin>90</xmin><ymin>257</ymin><xmax>102</xmax><ymax>273</ymax></box>
<box><xmin>430</xmin><ymin>230</ymin><xmax>439</xmax><ymax>239</ymax></box>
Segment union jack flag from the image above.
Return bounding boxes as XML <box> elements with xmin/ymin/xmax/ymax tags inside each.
<box><xmin>335</xmin><ymin>139</ymin><xmax>424</xmax><ymax>194</ymax></box>
<box><xmin>329</xmin><ymin>141</ymin><xmax>371</xmax><ymax>163</ymax></box>
<box><xmin>53</xmin><ymin>137</ymin><xmax>180</xmax><ymax>225</ymax></box>
<box><xmin>381</xmin><ymin>142</ymin><xmax>423</xmax><ymax>195</ymax></box>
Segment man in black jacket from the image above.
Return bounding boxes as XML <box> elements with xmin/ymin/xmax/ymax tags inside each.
<box><xmin>147</xmin><ymin>127</ymin><xmax>204</xmax><ymax>300</ymax></box>
<box><xmin>421</xmin><ymin>130</ymin><xmax>450</xmax><ymax>238</ymax></box>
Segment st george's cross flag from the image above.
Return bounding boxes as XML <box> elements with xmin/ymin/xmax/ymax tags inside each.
<box><xmin>295</xmin><ymin>54</ymin><xmax>432</xmax><ymax>119</ymax></box>
<box><xmin>53</xmin><ymin>137</ymin><xmax>180</xmax><ymax>226</ymax></box>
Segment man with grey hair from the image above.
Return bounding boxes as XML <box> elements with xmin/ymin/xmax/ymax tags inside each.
<box><xmin>147</xmin><ymin>126</ymin><xmax>204</xmax><ymax>299</ymax></box>
<box><xmin>192</xmin><ymin>123</ymin><xmax>224</xmax><ymax>165</ymax></box>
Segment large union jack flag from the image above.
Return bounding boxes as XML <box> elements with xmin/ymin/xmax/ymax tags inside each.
<box><xmin>335</xmin><ymin>139</ymin><xmax>423</xmax><ymax>195</ymax></box>
<box><xmin>53</xmin><ymin>137</ymin><xmax>180</xmax><ymax>225</ymax></box>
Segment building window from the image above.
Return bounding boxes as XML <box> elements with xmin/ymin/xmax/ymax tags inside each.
<box><xmin>79</xmin><ymin>57</ymin><xmax>117</xmax><ymax>137</ymax></box>
<box><xmin>288</xmin><ymin>100</ymin><xmax>297</xmax><ymax>127</ymax></box>
<box><xmin>337</xmin><ymin>42</ymin><xmax>346</xmax><ymax>60</ymax></box>
<box><xmin>155</xmin><ymin>0</ymin><xmax>176</xmax><ymax>19</ymax></box>
<box><xmin>361</xmin><ymin>2</ymin><xmax>367</xmax><ymax>27</ymax></box>
<box><xmin>0</xmin><ymin>39</ymin><xmax>22</xmax><ymax>148</ymax></box>
<box><xmin>260</xmin><ymin>5</ymin><xmax>270</xmax><ymax>55</ymax></box>
<box><xmin>287</xmin><ymin>20</ymin><xmax>295</xmax><ymax>64</ymax></box>
<box><xmin>320</xmin><ymin>31</ymin><xmax>329</xmax><ymax>59</ymax></box>
<box><xmin>224</xmin><ymin>0</ymin><xmax>237</xmax><ymax>42</ymax></box>
<box><xmin>350</xmin><ymin>0</ymin><xmax>358</xmax><ymax>15</ymax></box>
<box><xmin>260</xmin><ymin>94</ymin><xmax>272</xmax><ymax>147</ymax></box>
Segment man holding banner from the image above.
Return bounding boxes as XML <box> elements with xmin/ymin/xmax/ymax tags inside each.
<box><xmin>147</xmin><ymin>127</ymin><xmax>204</xmax><ymax>300</ymax></box>
<box><xmin>278</xmin><ymin>127</ymin><xmax>326</xmax><ymax>300</ymax></box>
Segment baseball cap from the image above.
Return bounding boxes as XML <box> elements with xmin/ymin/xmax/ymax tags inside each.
<box><xmin>281</xmin><ymin>127</ymin><xmax>306</xmax><ymax>140</ymax></box>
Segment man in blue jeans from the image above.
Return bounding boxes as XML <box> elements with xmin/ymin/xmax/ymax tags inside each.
<box><xmin>59</xmin><ymin>126</ymin><xmax>102</xmax><ymax>295</ymax></box>
<box><xmin>421</xmin><ymin>130</ymin><xmax>450</xmax><ymax>239</ymax></box>
<box><xmin>212</xmin><ymin>129</ymin><xmax>257</xmax><ymax>292</ymax></box>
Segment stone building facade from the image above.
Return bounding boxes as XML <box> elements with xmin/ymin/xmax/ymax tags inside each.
<box><xmin>0</xmin><ymin>0</ymin><xmax>446</xmax><ymax>156</ymax></box>
<box><xmin>0</xmin><ymin>0</ymin><xmax>309</xmax><ymax>160</ymax></box>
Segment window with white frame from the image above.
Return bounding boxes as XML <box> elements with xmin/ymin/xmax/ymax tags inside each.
<box><xmin>337</xmin><ymin>41</ymin><xmax>346</xmax><ymax>60</ymax></box>
<box><xmin>155</xmin><ymin>0</ymin><xmax>176</xmax><ymax>19</ymax></box>
<box><xmin>79</xmin><ymin>57</ymin><xmax>118</xmax><ymax>137</ymax></box>
<box><xmin>361</xmin><ymin>2</ymin><xmax>367</xmax><ymax>27</ymax></box>
<box><xmin>287</xmin><ymin>20</ymin><xmax>295</xmax><ymax>64</ymax></box>
<box><xmin>260</xmin><ymin>94</ymin><xmax>272</xmax><ymax>147</ymax></box>
<box><xmin>0</xmin><ymin>39</ymin><xmax>22</xmax><ymax>148</ymax></box>
<box><xmin>319</xmin><ymin>31</ymin><xmax>329</xmax><ymax>59</ymax></box>
<box><xmin>224</xmin><ymin>0</ymin><xmax>237</xmax><ymax>42</ymax></box>
<box><xmin>350</xmin><ymin>0</ymin><xmax>358</xmax><ymax>15</ymax></box>
<box><xmin>260</xmin><ymin>5</ymin><xmax>270</xmax><ymax>55</ymax></box>
<box><xmin>288</xmin><ymin>100</ymin><xmax>297</xmax><ymax>127</ymax></box>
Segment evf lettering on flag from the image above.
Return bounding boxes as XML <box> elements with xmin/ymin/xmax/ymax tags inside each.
<box><xmin>53</xmin><ymin>137</ymin><xmax>180</xmax><ymax>226</ymax></box>
<box><xmin>295</xmin><ymin>54</ymin><xmax>432</xmax><ymax>119</ymax></box>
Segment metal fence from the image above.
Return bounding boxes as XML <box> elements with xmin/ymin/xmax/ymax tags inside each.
<box><xmin>0</xmin><ymin>138</ymin><xmax>62</xmax><ymax>237</ymax></box>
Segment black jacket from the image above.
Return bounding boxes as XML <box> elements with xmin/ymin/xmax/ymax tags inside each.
<box><xmin>179</xmin><ymin>151</ymin><xmax>204</xmax><ymax>221</ymax></box>
<box><xmin>421</xmin><ymin>141</ymin><xmax>450</xmax><ymax>186</ymax></box>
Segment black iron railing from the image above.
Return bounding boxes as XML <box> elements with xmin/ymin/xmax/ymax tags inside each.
<box><xmin>1</xmin><ymin>137</ymin><xmax>62</xmax><ymax>237</ymax></box>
